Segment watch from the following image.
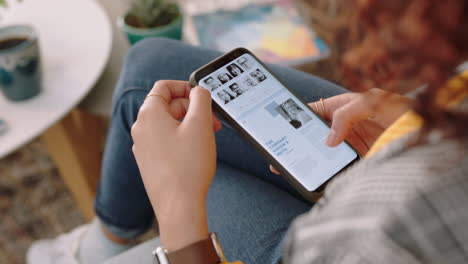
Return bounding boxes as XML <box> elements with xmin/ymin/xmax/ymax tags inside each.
<box><xmin>153</xmin><ymin>233</ymin><xmax>227</xmax><ymax>264</ymax></box>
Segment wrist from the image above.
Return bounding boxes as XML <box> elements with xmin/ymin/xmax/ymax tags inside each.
<box><xmin>157</xmin><ymin>198</ymin><xmax>209</xmax><ymax>251</ymax></box>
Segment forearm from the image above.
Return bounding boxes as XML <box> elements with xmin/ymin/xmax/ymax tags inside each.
<box><xmin>157</xmin><ymin>199</ymin><xmax>209</xmax><ymax>252</ymax></box>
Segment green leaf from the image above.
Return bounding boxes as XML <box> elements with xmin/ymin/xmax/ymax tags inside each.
<box><xmin>128</xmin><ymin>0</ymin><xmax>179</xmax><ymax>28</ymax></box>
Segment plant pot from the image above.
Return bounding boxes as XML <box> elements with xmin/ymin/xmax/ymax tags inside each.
<box><xmin>118</xmin><ymin>12</ymin><xmax>183</xmax><ymax>45</ymax></box>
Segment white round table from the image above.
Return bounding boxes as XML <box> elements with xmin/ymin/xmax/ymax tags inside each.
<box><xmin>0</xmin><ymin>0</ymin><xmax>112</xmax><ymax>219</ymax></box>
<box><xmin>0</xmin><ymin>0</ymin><xmax>112</xmax><ymax>158</ymax></box>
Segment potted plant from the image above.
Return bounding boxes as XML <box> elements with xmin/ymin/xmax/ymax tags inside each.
<box><xmin>0</xmin><ymin>0</ymin><xmax>14</xmax><ymax>8</ymax></box>
<box><xmin>118</xmin><ymin>0</ymin><xmax>183</xmax><ymax>45</ymax></box>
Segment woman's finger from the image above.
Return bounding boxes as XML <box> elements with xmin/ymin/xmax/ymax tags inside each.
<box><xmin>327</xmin><ymin>97</ymin><xmax>374</xmax><ymax>146</ymax></box>
<box><xmin>308</xmin><ymin>101</ymin><xmax>323</xmax><ymax>118</ymax></box>
<box><xmin>149</xmin><ymin>80</ymin><xmax>190</xmax><ymax>101</ymax></box>
<box><xmin>144</xmin><ymin>80</ymin><xmax>190</xmax><ymax>111</ymax></box>
<box><xmin>269</xmin><ymin>164</ymin><xmax>280</xmax><ymax>175</ymax></box>
<box><xmin>184</xmin><ymin>86</ymin><xmax>214</xmax><ymax>131</ymax></box>
<box><xmin>308</xmin><ymin>93</ymin><xmax>356</xmax><ymax>120</ymax></box>
<box><xmin>213</xmin><ymin>114</ymin><xmax>222</xmax><ymax>132</ymax></box>
<box><xmin>169</xmin><ymin>98</ymin><xmax>190</xmax><ymax>121</ymax></box>
<box><xmin>135</xmin><ymin>81</ymin><xmax>192</xmax><ymax>133</ymax></box>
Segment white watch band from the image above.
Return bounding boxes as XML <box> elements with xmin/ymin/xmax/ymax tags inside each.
<box><xmin>210</xmin><ymin>232</ymin><xmax>227</xmax><ymax>262</ymax></box>
<box><xmin>152</xmin><ymin>247</ymin><xmax>169</xmax><ymax>264</ymax></box>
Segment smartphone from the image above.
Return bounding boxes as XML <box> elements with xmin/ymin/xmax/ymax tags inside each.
<box><xmin>189</xmin><ymin>48</ymin><xmax>359</xmax><ymax>201</ymax></box>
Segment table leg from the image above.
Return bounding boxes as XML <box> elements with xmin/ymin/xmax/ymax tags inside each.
<box><xmin>41</xmin><ymin>109</ymin><xmax>108</xmax><ymax>221</ymax></box>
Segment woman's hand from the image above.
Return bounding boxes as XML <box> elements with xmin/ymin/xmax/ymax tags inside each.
<box><xmin>131</xmin><ymin>80</ymin><xmax>221</xmax><ymax>251</ymax></box>
<box><xmin>270</xmin><ymin>88</ymin><xmax>412</xmax><ymax>174</ymax></box>
<box><xmin>311</xmin><ymin>88</ymin><xmax>412</xmax><ymax>155</ymax></box>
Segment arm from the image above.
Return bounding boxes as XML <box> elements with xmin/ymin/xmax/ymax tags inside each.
<box><xmin>131</xmin><ymin>80</ymin><xmax>217</xmax><ymax>252</ymax></box>
<box><xmin>270</xmin><ymin>88</ymin><xmax>412</xmax><ymax>174</ymax></box>
<box><xmin>131</xmin><ymin>80</ymin><xmax>243</xmax><ymax>263</ymax></box>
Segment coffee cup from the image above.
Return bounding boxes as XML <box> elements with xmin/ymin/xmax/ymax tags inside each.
<box><xmin>0</xmin><ymin>24</ymin><xmax>41</xmax><ymax>102</ymax></box>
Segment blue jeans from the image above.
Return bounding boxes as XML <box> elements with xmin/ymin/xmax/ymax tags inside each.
<box><xmin>95</xmin><ymin>38</ymin><xmax>347</xmax><ymax>264</ymax></box>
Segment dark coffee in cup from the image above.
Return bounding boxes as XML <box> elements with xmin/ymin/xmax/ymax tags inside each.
<box><xmin>0</xmin><ymin>25</ymin><xmax>41</xmax><ymax>102</ymax></box>
<box><xmin>0</xmin><ymin>37</ymin><xmax>28</xmax><ymax>50</ymax></box>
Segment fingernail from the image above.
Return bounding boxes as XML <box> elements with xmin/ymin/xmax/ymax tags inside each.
<box><xmin>326</xmin><ymin>129</ymin><xmax>337</xmax><ymax>146</ymax></box>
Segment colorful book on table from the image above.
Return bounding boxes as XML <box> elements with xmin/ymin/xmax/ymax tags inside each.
<box><xmin>192</xmin><ymin>0</ymin><xmax>329</xmax><ymax>66</ymax></box>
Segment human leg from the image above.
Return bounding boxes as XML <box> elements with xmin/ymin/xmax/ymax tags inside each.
<box><xmin>206</xmin><ymin>162</ymin><xmax>311</xmax><ymax>264</ymax></box>
<box><xmin>95</xmin><ymin>38</ymin><xmax>348</xmax><ymax>235</ymax></box>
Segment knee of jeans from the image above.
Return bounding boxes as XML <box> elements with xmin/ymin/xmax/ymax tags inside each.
<box><xmin>114</xmin><ymin>37</ymin><xmax>185</xmax><ymax>100</ymax></box>
<box><xmin>112</xmin><ymin>88</ymin><xmax>147</xmax><ymax>129</ymax></box>
<box><xmin>125</xmin><ymin>37</ymin><xmax>181</xmax><ymax>70</ymax></box>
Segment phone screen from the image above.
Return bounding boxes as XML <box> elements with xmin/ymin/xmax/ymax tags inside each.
<box><xmin>199</xmin><ymin>53</ymin><xmax>357</xmax><ymax>191</ymax></box>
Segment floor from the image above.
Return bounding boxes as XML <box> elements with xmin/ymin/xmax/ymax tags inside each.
<box><xmin>0</xmin><ymin>140</ymin><xmax>85</xmax><ymax>264</ymax></box>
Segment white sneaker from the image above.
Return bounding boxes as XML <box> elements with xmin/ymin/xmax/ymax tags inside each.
<box><xmin>27</xmin><ymin>224</ymin><xmax>89</xmax><ymax>264</ymax></box>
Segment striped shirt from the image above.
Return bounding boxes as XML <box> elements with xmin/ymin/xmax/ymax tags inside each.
<box><xmin>282</xmin><ymin>73</ymin><xmax>468</xmax><ymax>263</ymax></box>
<box><xmin>282</xmin><ymin>129</ymin><xmax>468</xmax><ymax>263</ymax></box>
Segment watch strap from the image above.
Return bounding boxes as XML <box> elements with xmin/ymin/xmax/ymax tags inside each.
<box><xmin>153</xmin><ymin>247</ymin><xmax>168</xmax><ymax>264</ymax></box>
<box><xmin>167</xmin><ymin>236</ymin><xmax>221</xmax><ymax>264</ymax></box>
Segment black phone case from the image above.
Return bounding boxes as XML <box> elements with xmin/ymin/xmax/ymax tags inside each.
<box><xmin>189</xmin><ymin>48</ymin><xmax>360</xmax><ymax>202</ymax></box>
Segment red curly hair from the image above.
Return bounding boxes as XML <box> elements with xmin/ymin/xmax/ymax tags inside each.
<box><xmin>338</xmin><ymin>0</ymin><xmax>468</xmax><ymax>139</ymax></box>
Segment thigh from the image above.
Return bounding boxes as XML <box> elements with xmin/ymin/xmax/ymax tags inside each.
<box><xmin>207</xmin><ymin>162</ymin><xmax>311</xmax><ymax>264</ymax></box>
<box><xmin>96</xmin><ymin>89</ymin><xmax>154</xmax><ymax>233</ymax></box>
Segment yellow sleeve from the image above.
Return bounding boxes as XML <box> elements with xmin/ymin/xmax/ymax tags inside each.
<box><xmin>366</xmin><ymin>111</ymin><xmax>423</xmax><ymax>158</ymax></box>
<box><xmin>366</xmin><ymin>70</ymin><xmax>468</xmax><ymax>158</ymax></box>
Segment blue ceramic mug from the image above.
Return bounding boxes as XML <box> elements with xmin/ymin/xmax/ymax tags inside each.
<box><xmin>0</xmin><ymin>25</ymin><xmax>41</xmax><ymax>101</ymax></box>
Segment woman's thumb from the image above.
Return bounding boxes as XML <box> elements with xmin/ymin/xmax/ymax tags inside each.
<box><xmin>185</xmin><ymin>86</ymin><xmax>213</xmax><ymax>127</ymax></box>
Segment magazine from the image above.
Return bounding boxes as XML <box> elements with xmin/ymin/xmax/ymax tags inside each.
<box><xmin>192</xmin><ymin>0</ymin><xmax>329</xmax><ymax>66</ymax></box>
